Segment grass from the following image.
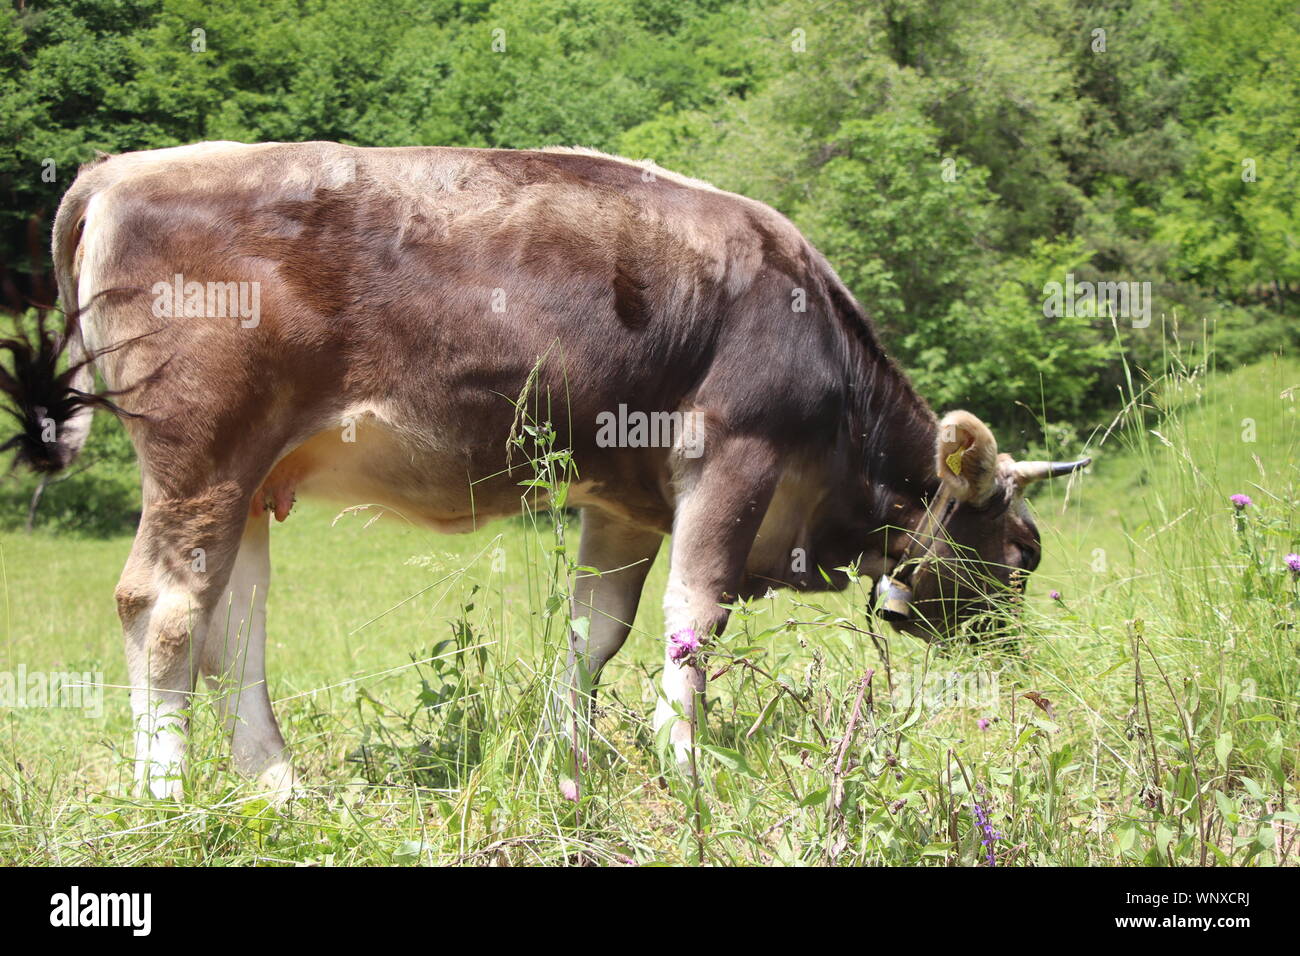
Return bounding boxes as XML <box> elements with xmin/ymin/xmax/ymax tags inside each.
<box><xmin>0</xmin><ymin>351</ymin><xmax>1296</xmax><ymax>866</ymax></box>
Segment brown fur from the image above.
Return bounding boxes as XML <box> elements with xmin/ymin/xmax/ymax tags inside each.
<box><xmin>8</xmin><ymin>142</ymin><xmax>1072</xmax><ymax>795</ymax></box>
<box><xmin>40</xmin><ymin>142</ymin><xmax>1043</xmax><ymax>608</ymax></box>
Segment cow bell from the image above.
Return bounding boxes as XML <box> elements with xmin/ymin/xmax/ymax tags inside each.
<box><xmin>875</xmin><ymin>574</ymin><xmax>913</xmax><ymax>621</ymax></box>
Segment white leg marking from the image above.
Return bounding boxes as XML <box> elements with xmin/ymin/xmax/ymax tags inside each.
<box><xmin>650</xmin><ymin>435</ymin><xmax>779</xmax><ymax>771</ymax></box>
<box><xmin>125</xmin><ymin>582</ymin><xmax>198</xmax><ymax>800</ymax></box>
<box><xmin>653</xmin><ymin>561</ymin><xmax>706</xmax><ymax>768</ymax></box>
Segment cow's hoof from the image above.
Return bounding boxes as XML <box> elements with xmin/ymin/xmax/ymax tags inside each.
<box><xmin>146</xmin><ymin>776</ymin><xmax>185</xmax><ymax>802</ymax></box>
<box><xmin>137</xmin><ymin>757</ymin><xmax>185</xmax><ymax>802</ymax></box>
<box><xmin>256</xmin><ymin>761</ymin><xmax>301</xmax><ymax>805</ymax></box>
<box><xmin>652</xmin><ymin>704</ymin><xmax>700</xmax><ymax>777</ymax></box>
<box><xmin>671</xmin><ymin>744</ymin><xmax>695</xmax><ymax>777</ymax></box>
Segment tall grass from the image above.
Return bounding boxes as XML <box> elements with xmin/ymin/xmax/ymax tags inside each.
<box><xmin>0</xmin><ymin>349</ymin><xmax>1295</xmax><ymax>865</ymax></box>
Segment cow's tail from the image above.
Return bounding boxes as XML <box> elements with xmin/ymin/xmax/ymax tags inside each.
<box><xmin>0</xmin><ymin>163</ymin><xmax>109</xmax><ymax>475</ymax></box>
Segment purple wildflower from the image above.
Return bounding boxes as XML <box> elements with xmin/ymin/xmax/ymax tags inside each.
<box><xmin>977</xmin><ymin>718</ymin><xmax>991</xmax><ymax>731</ymax></box>
<box><xmin>1230</xmin><ymin>493</ymin><xmax>1252</xmax><ymax>510</ymax></box>
<box><xmin>667</xmin><ymin>627</ymin><xmax>701</xmax><ymax>663</ymax></box>
<box><xmin>1049</xmin><ymin>590</ymin><xmax>1062</xmax><ymax>601</ymax></box>
<box><xmin>971</xmin><ymin>799</ymin><xmax>1003</xmax><ymax>867</ymax></box>
<box><xmin>1285</xmin><ymin>553</ymin><xmax>1300</xmax><ymax>574</ymax></box>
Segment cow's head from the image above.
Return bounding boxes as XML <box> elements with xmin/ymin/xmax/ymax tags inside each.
<box><xmin>876</xmin><ymin>410</ymin><xmax>1088</xmax><ymax>640</ymax></box>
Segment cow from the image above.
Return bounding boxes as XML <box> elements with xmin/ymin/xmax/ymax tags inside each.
<box><xmin>1</xmin><ymin>142</ymin><xmax>1087</xmax><ymax>800</ymax></box>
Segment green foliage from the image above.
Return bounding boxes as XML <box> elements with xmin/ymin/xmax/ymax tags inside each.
<box><xmin>1151</xmin><ymin>0</ymin><xmax>1300</xmax><ymax>292</ymax></box>
<box><xmin>798</xmin><ymin>113</ymin><xmax>999</xmax><ymax>331</ymax></box>
<box><xmin>0</xmin><ymin>0</ymin><xmax>1296</xmax><ymax>522</ymax></box>
<box><xmin>626</xmin><ymin>0</ymin><xmax>1297</xmax><ymax>440</ymax></box>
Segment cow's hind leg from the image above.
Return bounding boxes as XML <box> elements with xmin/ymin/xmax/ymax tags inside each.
<box><xmin>653</xmin><ymin>436</ymin><xmax>781</xmax><ymax>769</ymax></box>
<box><xmin>118</xmin><ymin>482</ymin><xmax>250</xmax><ymax>799</ymax></box>
<box><xmin>200</xmin><ymin>510</ymin><xmax>295</xmax><ymax>798</ymax></box>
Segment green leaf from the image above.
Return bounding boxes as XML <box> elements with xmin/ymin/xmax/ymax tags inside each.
<box><xmin>1214</xmin><ymin>790</ymin><xmax>1238</xmax><ymax>824</ymax></box>
<box><xmin>700</xmin><ymin>744</ymin><xmax>756</xmax><ymax>777</ymax></box>
<box><xmin>746</xmin><ymin>694</ymin><xmax>780</xmax><ymax>739</ymax></box>
<box><xmin>1117</xmin><ymin>826</ymin><xmax>1137</xmax><ymax>853</ymax></box>
<box><xmin>799</xmin><ymin>787</ymin><xmax>829</xmax><ymax>808</ymax></box>
<box><xmin>393</xmin><ymin>840</ymin><xmax>426</xmax><ymax>865</ymax></box>
<box><xmin>1215</xmin><ymin>731</ymin><xmax>1233</xmax><ymax>768</ymax></box>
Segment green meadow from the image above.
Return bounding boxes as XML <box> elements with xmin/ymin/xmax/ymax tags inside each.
<box><xmin>0</xmin><ymin>353</ymin><xmax>1296</xmax><ymax>865</ymax></box>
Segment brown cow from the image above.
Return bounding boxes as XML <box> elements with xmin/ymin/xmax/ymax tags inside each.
<box><xmin>3</xmin><ymin>142</ymin><xmax>1086</xmax><ymax>799</ymax></box>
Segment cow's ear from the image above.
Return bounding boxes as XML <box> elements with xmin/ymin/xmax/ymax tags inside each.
<box><xmin>936</xmin><ymin>411</ymin><xmax>999</xmax><ymax>505</ymax></box>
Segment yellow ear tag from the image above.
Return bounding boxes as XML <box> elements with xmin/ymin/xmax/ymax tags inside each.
<box><xmin>945</xmin><ymin>446</ymin><xmax>966</xmax><ymax>476</ymax></box>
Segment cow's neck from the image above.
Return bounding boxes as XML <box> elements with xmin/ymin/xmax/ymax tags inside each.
<box><xmin>753</xmin><ymin>276</ymin><xmax>946</xmax><ymax>587</ymax></box>
<box><xmin>860</xmin><ymin>372</ymin><xmax>938</xmax><ymax>503</ymax></box>
<box><xmin>833</xmin><ymin>309</ymin><xmax>944</xmax><ymax>570</ymax></box>
<box><xmin>835</xmin><ymin>307</ymin><xmax>940</xmax><ymax>492</ymax></box>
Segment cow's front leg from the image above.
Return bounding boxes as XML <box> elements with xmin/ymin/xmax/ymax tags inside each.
<box><xmin>653</xmin><ymin>436</ymin><xmax>780</xmax><ymax>769</ymax></box>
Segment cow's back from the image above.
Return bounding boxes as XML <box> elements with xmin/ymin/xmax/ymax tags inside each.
<box><xmin>62</xmin><ymin>141</ymin><xmax>853</xmax><ymax>519</ymax></box>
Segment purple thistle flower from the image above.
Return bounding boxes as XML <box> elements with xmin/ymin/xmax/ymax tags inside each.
<box><xmin>1230</xmin><ymin>493</ymin><xmax>1252</xmax><ymax>510</ymax></box>
<box><xmin>1049</xmin><ymin>590</ymin><xmax>1062</xmax><ymax>601</ymax></box>
<box><xmin>1285</xmin><ymin>553</ymin><xmax>1300</xmax><ymax>574</ymax></box>
<box><xmin>667</xmin><ymin>627</ymin><xmax>701</xmax><ymax>662</ymax></box>
<box><xmin>977</xmin><ymin>718</ymin><xmax>991</xmax><ymax>731</ymax></box>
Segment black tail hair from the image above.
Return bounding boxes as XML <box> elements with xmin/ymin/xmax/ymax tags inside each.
<box><xmin>0</xmin><ymin>307</ymin><xmax>124</xmax><ymax>474</ymax></box>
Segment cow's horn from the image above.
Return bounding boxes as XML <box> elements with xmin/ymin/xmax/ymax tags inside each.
<box><xmin>1010</xmin><ymin>457</ymin><xmax>1091</xmax><ymax>484</ymax></box>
